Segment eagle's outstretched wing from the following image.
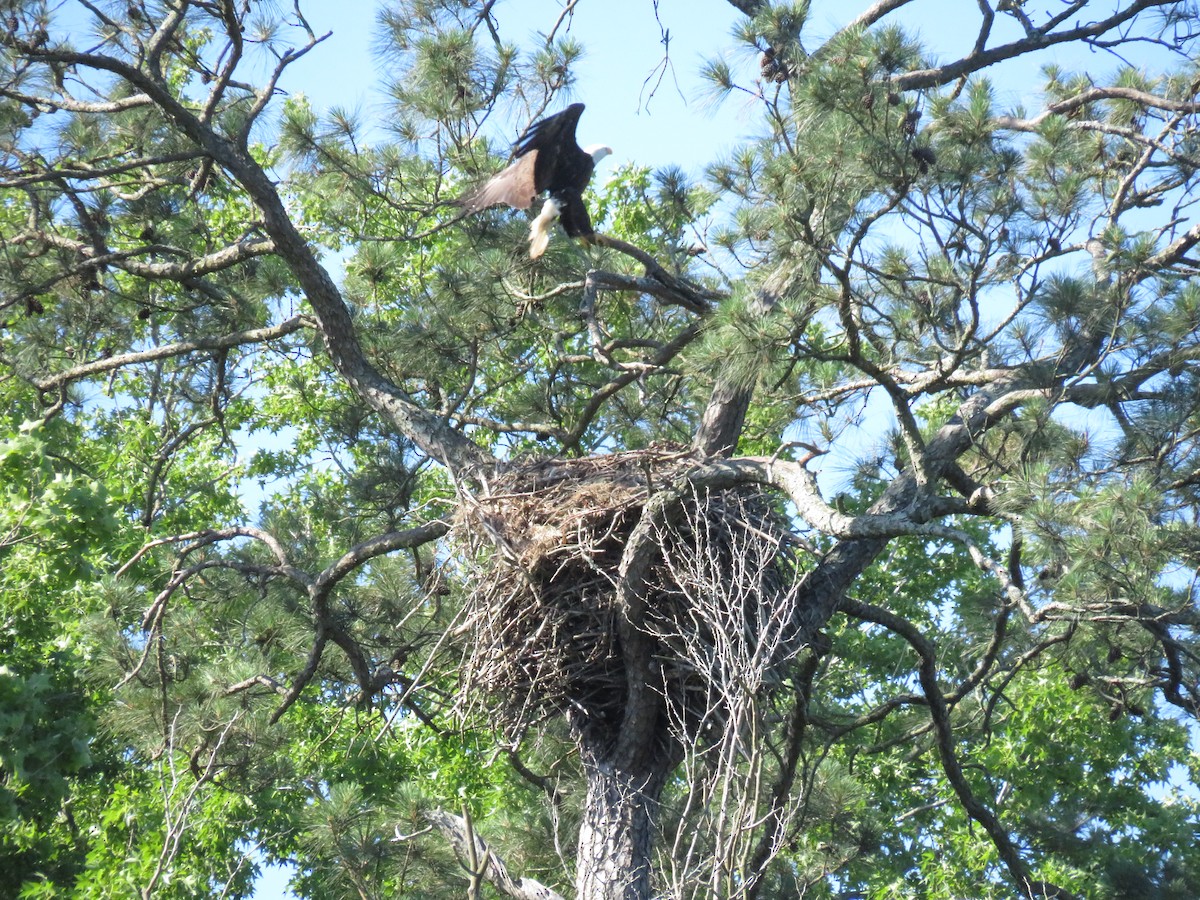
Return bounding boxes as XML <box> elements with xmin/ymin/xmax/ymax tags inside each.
<box><xmin>458</xmin><ymin>104</ymin><xmax>587</xmax><ymax>213</ymax></box>
<box><xmin>457</xmin><ymin>151</ymin><xmax>539</xmax><ymax>212</ymax></box>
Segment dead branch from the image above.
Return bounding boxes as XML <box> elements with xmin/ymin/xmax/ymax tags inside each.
<box><xmin>426</xmin><ymin>808</ymin><xmax>566</xmax><ymax>900</ymax></box>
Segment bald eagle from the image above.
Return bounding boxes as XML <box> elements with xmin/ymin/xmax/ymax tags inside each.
<box><xmin>459</xmin><ymin>103</ymin><xmax>612</xmax><ymax>258</ymax></box>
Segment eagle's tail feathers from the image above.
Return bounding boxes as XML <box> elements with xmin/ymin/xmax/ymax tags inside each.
<box><xmin>529</xmin><ymin>197</ymin><xmax>562</xmax><ymax>259</ymax></box>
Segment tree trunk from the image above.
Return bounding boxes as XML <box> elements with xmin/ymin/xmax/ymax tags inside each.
<box><xmin>693</xmin><ymin>379</ymin><xmax>753</xmax><ymax>458</ymax></box>
<box><xmin>693</xmin><ymin>265</ymin><xmax>800</xmax><ymax>460</ymax></box>
<box><xmin>574</xmin><ymin>743</ymin><xmax>674</xmax><ymax>900</ymax></box>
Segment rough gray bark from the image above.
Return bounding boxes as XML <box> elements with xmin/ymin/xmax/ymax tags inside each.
<box><xmin>692</xmin><ymin>267</ymin><xmax>796</xmax><ymax>459</ymax></box>
<box><xmin>574</xmin><ymin>747</ymin><xmax>675</xmax><ymax>900</ymax></box>
<box><xmin>693</xmin><ymin>379</ymin><xmax>753</xmax><ymax>457</ymax></box>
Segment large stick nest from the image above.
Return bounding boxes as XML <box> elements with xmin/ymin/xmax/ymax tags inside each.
<box><xmin>454</xmin><ymin>447</ymin><xmax>807</xmax><ymax>736</ymax></box>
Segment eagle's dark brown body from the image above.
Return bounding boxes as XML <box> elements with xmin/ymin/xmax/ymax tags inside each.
<box><xmin>459</xmin><ymin>104</ymin><xmax>611</xmax><ymax>257</ymax></box>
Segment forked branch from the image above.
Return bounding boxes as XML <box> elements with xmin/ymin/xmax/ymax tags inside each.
<box><xmin>426</xmin><ymin>808</ymin><xmax>566</xmax><ymax>900</ymax></box>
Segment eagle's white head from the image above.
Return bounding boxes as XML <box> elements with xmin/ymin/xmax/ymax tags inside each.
<box><xmin>584</xmin><ymin>144</ymin><xmax>613</xmax><ymax>164</ymax></box>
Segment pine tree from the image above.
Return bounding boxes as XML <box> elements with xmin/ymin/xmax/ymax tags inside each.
<box><xmin>2</xmin><ymin>2</ymin><xmax>1199</xmax><ymax>898</ymax></box>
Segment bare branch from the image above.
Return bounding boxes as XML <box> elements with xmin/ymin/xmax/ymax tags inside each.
<box><xmin>843</xmin><ymin>597</ymin><xmax>1079</xmax><ymax>900</ymax></box>
<box><xmin>0</xmin><ymin>84</ymin><xmax>153</xmax><ymax>113</ymax></box>
<box><xmin>311</xmin><ymin>520</ymin><xmax>451</xmax><ymax>598</ymax></box>
<box><xmin>0</xmin><ymin>151</ymin><xmax>204</xmax><ymax>188</ymax></box>
<box><xmin>994</xmin><ymin>85</ymin><xmax>1200</xmax><ymax>130</ymax></box>
<box><xmin>846</xmin><ymin>0</ymin><xmax>918</xmax><ymax>32</ymax></box>
<box><xmin>594</xmin><ymin>234</ymin><xmax>716</xmax><ymax>314</ymax></box>
<box><xmin>895</xmin><ymin>1</ymin><xmax>1182</xmax><ymax>90</ymax></box>
<box><xmin>426</xmin><ymin>808</ymin><xmax>566</xmax><ymax>900</ymax></box>
<box><xmin>29</xmin><ymin>315</ymin><xmax>313</xmax><ymax>393</ymax></box>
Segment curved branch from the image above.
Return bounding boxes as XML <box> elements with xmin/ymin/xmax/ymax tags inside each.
<box><xmin>268</xmin><ymin>629</ymin><xmax>328</xmax><ymax>725</ymax></box>
<box><xmin>1146</xmin><ymin>219</ymin><xmax>1200</xmax><ymax>270</ymax></box>
<box><xmin>587</xmin><ymin>268</ymin><xmax>715</xmax><ymax>315</ymax></box>
<box><xmin>311</xmin><ymin>520</ymin><xmax>450</xmax><ymax>599</ymax></box>
<box><xmin>684</xmin><ymin>456</ymin><xmax>989</xmax><ymax>542</ymax></box>
<box><xmin>562</xmin><ymin>320</ymin><xmax>703</xmax><ymax>452</ymax></box>
<box><xmin>843</xmin><ymin>597</ymin><xmax>1079</xmax><ymax>900</ymax></box>
<box><xmin>994</xmin><ymin>85</ymin><xmax>1200</xmax><ymax>130</ymax></box>
<box><xmin>236</xmin><ymin>27</ymin><xmax>331</xmax><ymax>148</ymax></box>
<box><xmin>10</xmin><ymin>229</ymin><xmax>277</xmax><ymax>281</ymax></box>
<box><xmin>0</xmin><ymin>151</ymin><xmax>204</xmax><ymax>188</ymax></box>
<box><xmin>594</xmin><ymin>234</ymin><xmax>716</xmax><ymax>314</ymax></box>
<box><xmin>895</xmin><ymin>1</ymin><xmax>1181</xmax><ymax>91</ymax></box>
<box><xmin>846</xmin><ymin>0</ymin><xmax>918</xmax><ymax>32</ymax></box>
<box><xmin>11</xmin><ymin>32</ymin><xmax>492</xmax><ymax>473</ymax></box>
<box><xmin>30</xmin><ymin>315</ymin><xmax>314</xmax><ymax>393</ymax></box>
<box><xmin>0</xmin><ymin>85</ymin><xmax>153</xmax><ymax>113</ymax></box>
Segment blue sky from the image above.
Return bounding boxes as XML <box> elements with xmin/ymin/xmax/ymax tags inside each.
<box><xmin>285</xmin><ymin>0</ymin><xmax>757</xmax><ymax>174</ymax></box>
<box><xmin>279</xmin><ymin>0</ymin><xmax>1084</xmax><ymax>175</ymax></box>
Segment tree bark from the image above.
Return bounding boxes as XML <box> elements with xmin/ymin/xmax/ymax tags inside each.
<box><xmin>574</xmin><ymin>741</ymin><xmax>675</xmax><ymax>900</ymax></box>
<box><xmin>693</xmin><ymin>380</ymin><xmax>753</xmax><ymax>457</ymax></box>
<box><xmin>692</xmin><ymin>269</ymin><xmax>793</xmax><ymax>459</ymax></box>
